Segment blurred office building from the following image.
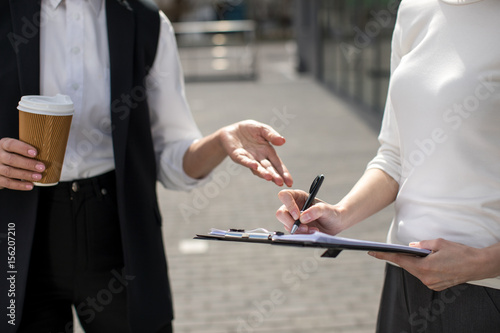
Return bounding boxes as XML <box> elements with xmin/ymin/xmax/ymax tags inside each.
<box><xmin>157</xmin><ymin>0</ymin><xmax>401</xmax><ymax>122</ymax></box>
<box><xmin>156</xmin><ymin>0</ymin><xmax>293</xmax><ymax>37</ymax></box>
<box><xmin>295</xmin><ymin>0</ymin><xmax>401</xmax><ymax>123</ymax></box>
<box><xmin>155</xmin><ymin>0</ymin><xmax>293</xmax><ymax>81</ymax></box>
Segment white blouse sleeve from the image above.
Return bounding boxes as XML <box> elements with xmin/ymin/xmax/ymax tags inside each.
<box><xmin>366</xmin><ymin>10</ymin><xmax>404</xmax><ymax>184</ymax></box>
<box><xmin>146</xmin><ymin>11</ymin><xmax>210</xmax><ymax>191</ymax></box>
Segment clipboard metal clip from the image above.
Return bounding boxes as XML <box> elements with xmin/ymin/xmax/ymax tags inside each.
<box><xmin>321</xmin><ymin>248</ymin><xmax>343</xmax><ymax>258</ymax></box>
<box><xmin>222</xmin><ymin>228</ymin><xmax>284</xmax><ymax>241</ymax></box>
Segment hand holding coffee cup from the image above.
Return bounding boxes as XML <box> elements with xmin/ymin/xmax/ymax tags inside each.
<box><xmin>0</xmin><ymin>138</ymin><xmax>46</xmax><ymax>191</ymax></box>
<box><xmin>16</xmin><ymin>95</ymin><xmax>74</xmax><ymax>187</ymax></box>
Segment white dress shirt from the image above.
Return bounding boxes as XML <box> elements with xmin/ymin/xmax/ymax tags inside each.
<box><xmin>367</xmin><ymin>0</ymin><xmax>500</xmax><ymax>288</ymax></box>
<box><xmin>40</xmin><ymin>0</ymin><xmax>204</xmax><ymax>190</ymax></box>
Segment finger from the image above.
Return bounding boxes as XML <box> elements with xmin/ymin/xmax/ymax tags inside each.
<box><xmin>263</xmin><ymin>148</ymin><xmax>293</xmax><ymax>187</ymax></box>
<box><xmin>232</xmin><ymin>143</ymin><xmax>277</xmax><ymax>184</ymax></box>
<box><xmin>259</xmin><ymin>124</ymin><xmax>286</xmax><ymax>147</ymax></box>
<box><xmin>296</xmin><ymin>224</ymin><xmax>318</xmax><ymax>234</ymax></box>
<box><xmin>256</xmin><ymin>125</ymin><xmax>293</xmax><ymax>187</ymax></box>
<box><xmin>282</xmin><ymin>169</ymin><xmax>293</xmax><ymax>187</ymax></box>
<box><xmin>368</xmin><ymin>251</ymin><xmax>421</xmax><ymax>270</ymax></box>
<box><xmin>299</xmin><ymin>202</ymin><xmax>328</xmax><ymax>224</ymax></box>
<box><xmin>0</xmin><ymin>177</ymin><xmax>34</xmax><ymax>191</ymax></box>
<box><xmin>260</xmin><ymin>159</ymin><xmax>284</xmax><ymax>186</ymax></box>
<box><xmin>416</xmin><ymin>239</ymin><xmax>443</xmax><ymax>251</ymax></box>
<box><xmin>229</xmin><ymin>147</ymin><xmax>274</xmax><ymax>183</ymax></box>
<box><xmin>368</xmin><ymin>251</ymin><xmax>395</xmax><ymax>261</ymax></box>
<box><xmin>276</xmin><ymin>205</ymin><xmax>295</xmax><ymax>231</ymax></box>
<box><xmin>252</xmin><ymin>163</ymin><xmax>274</xmax><ymax>182</ymax></box>
<box><xmin>0</xmin><ymin>138</ymin><xmax>38</xmax><ymax>158</ymax></box>
<box><xmin>0</xmin><ymin>164</ymin><xmax>43</xmax><ymax>183</ymax></box>
<box><xmin>277</xmin><ymin>190</ymin><xmax>302</xmax><ymax>220</ymax></box>
<box><xmin>0</xmin><ymin>150</ymin><xmax>45</xmax><ymax>173</ymax></box>
<box><xmin>229</xmin><ymin>148</ymin><xmax>261</xmax><ymax>172</ymax></box>
<box><xmin>369</xmin><ymin>252</ymin><xmax>451</xmax><ymax>291</ymax></box>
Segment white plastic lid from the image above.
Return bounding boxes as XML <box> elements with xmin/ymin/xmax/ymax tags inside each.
<box><xmin>17</xmin><ymin>94</ymin><xmax>74</xmax><ymax>116</ymax></box>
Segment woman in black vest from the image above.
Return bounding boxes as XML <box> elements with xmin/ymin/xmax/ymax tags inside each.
<box><xmin>0</xmin><ymin>1</ymin><xmax>293</xmax><ymax>332</ymax></box>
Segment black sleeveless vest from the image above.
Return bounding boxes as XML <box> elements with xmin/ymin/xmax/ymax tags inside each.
<box><xmin>0</xmin><ymin>1</ymin><xmax>173</xmax><ymax>331</ymax></box>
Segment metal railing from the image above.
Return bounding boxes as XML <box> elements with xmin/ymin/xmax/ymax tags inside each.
<box><xmin>173</xmin><ymin>20</ymin><xmax>257</xmax><ymax>81</ymax></box>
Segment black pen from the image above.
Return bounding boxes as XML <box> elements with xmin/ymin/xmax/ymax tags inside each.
<box><xmin>290</xmin><ymin>174</ymin><xmax>324</xmax><ymax>234</ymax></box>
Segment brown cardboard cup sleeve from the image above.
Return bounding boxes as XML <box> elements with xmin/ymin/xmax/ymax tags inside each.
<box><xmin>18</xmin><ymin>94</ymin><xmax>74</xmax><ymax>186</ymax></box>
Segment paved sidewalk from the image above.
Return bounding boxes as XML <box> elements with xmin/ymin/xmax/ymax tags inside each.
<box><xmin>159</xmin><ymin>42</ymin><xmax>394</xmax><ymax>333</ymax></box>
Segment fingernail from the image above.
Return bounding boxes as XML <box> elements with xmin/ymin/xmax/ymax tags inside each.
<box><xmin>301</xmin><ymin>213</ymin><xmax>311</xmax><ymax>223</ymax></box>
<box><xmin>32</xmin><ymin>173</ymin><xmax>42</xmax><ymax>180</ymax></box>
<box><xmin>291</xmin><ymin>211</ymin><xmax>299</xmax><ymax>220</ymax></box>
<box><xmin>298</xmin><ymin>225</ymin><xmax>308</xmax><ymax>233</ymax></box>
<box><xmin>409</xmin><ymin>242</ymin><xmax>419</xmax><ymax>247</ymax></box>
<box><xmin>368</xmin><ymin>251</ymin><xmax>375</xmax><ymax>257</ymax></box>
<box><xmin>35</xmin><ymin>163</ymin><xmax>45</xmax><ymax>171</ymax></box>
<box><xmin>25</xmin><ymin>183</ymin><xmax>34</xmax><ymax>190</ymax></box>
<box><xmin>28</xmin><ymin>149</ymin><xmax>37</xmax><ymax>157</ymax></box>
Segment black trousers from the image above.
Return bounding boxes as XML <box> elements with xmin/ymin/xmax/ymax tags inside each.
<box><xmin>18</xmin><ymin>171</ymin><xmax>172</xmax><ymax>333</ymax></box>
<box><xmin>376</xmin><ymin>263</ymin><xmax>500</xmax><ymax>333</ymax></box>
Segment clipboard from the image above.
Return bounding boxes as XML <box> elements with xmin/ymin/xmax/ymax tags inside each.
<box><xmin>194</xmin><ymin>228</ymin><xmax>431</xmax><ymax>258</ymax></box>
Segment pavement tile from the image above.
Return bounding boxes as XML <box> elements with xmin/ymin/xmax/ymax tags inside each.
<box><xmin>158</xmin><ymin>42</ymin><xmax>393</xmax><ymax>333</ymax></box>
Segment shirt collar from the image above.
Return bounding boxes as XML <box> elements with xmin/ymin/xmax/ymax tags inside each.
<box><xmin>48</xmin><ymin>0</ymin><xmax>104</xmax><ymax>15</ymax></box>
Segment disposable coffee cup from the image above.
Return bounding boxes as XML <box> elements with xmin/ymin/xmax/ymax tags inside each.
<box><xmin>18</xmin><ymin>94</ymin><xmax>74</xmax><ymax>186</ymax></box>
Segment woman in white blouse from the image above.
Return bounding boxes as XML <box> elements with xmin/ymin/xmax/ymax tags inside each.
<box><xmin>277</xmin><ymin>0</ymin><xmax>500</xmax><ymax>331</ymax></box>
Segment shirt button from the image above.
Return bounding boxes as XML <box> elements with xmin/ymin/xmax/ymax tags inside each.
<box><xmin>71</xmin><ymin>46</ymin><xmax>81</xmax><ymax>55</ymax></box>
<box><xmin>73</xmin><ymin>13</ymin><xmax>81</xmax><ymax>21</ymax></box>
<box><xmin>72</xmin><ymin>83</ymin><xmax>80</xmax><ymax>91</ymax></box>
